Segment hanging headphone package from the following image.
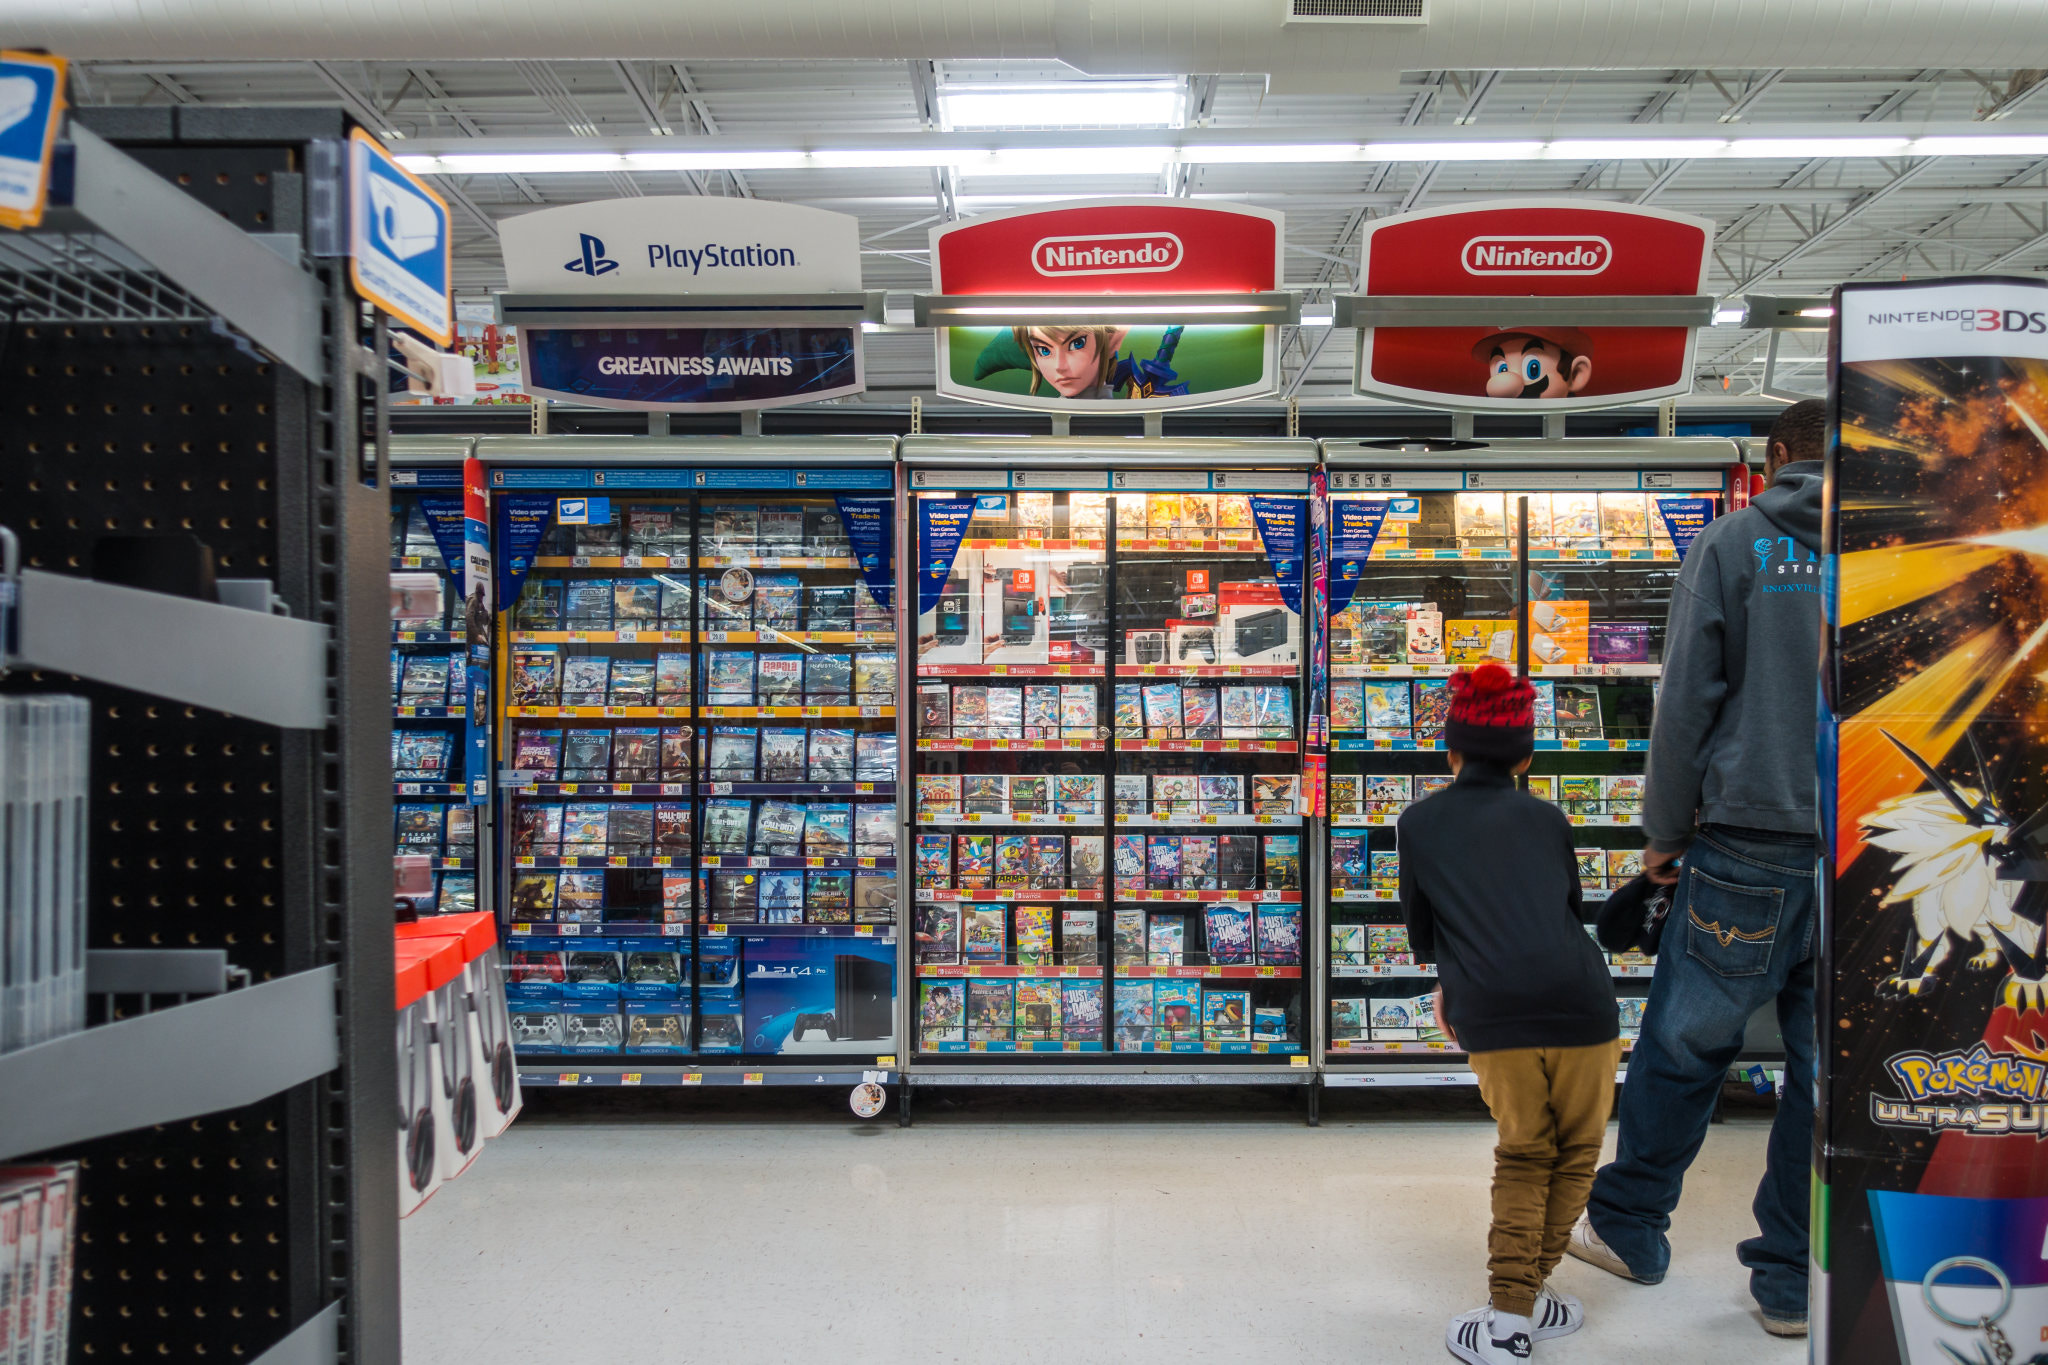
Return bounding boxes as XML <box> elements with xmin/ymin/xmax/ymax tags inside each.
<box><xmin>397</xmin><ymin>913</ymin><xmax>522</xmax><ymax>1141</ymax></box>
<box><xmin>393</xmin><ymin>948</ymin><xmax>445</xmax><ymax>1217</ymax></box>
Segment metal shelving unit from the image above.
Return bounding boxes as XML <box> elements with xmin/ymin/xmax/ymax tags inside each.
<box><xmin>1</xmin><ymin>105</ymin><xmax>397</xmax><ymax>1362</ymax></box>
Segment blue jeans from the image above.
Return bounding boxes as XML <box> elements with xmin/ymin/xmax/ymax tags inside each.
<box><xmin>1584</xmin><ymin>826</ymin><xmax>1817</xmax><ymax>1320</ymax></box>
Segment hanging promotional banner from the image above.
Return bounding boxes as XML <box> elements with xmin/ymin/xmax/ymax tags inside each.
<box><xmin>929</xmin><ymin>198</ymin><xmax>1282</xmax><ymax>413</ymax></box>
<box><xmin>917</xmin><ymin>499</ymin><xmax>975</xmax><ymax>616</ymax></box>
<box><xmin>498</xmin><ymin>197</ymin><xmax>866</xmax><ymax>412</ymax></box>
<box><xmin>835</xmin><ymin>496</ymin><xmax>893</xmax><ymax>612</ymax></box>
<box><xmin>1248</xmin><ymin>496</ymin><xmax>1304</xmax><ymax>614</ymax></box>
<box><xmin>494</xmin><ymin>494</ymin><xmax>555</xmax><ymax>610</ymax></box>
<box><xmin>416</xmin><ymin>495</ymin><xmax>466</xmax><ymax>577</ymax></box>
<box><xmin>0</xmin><ymin>50</ymin><xmax>67</xmax><ymax>230</ymax></box>
<box><xmin>1307</xmin><ymin>468</ymin><xmax>1332</xmax><ymax>761</ymax></box>
<box><xmin>519</xmin><ymin>326</ymin><xmax>862</xmax><ymax>411</ymax></box>
<box><xmin>1327</xmin><ymin>500</ymin><xmax>1392</xmax><ymax>618</ymax></box>
<box><xmin>1654</xmin><ymin>497</ymin><xmax>1714</xmax><ymax>559</ymax></box>
<box><xmin>461</xmin><ymin>456</ymin><xmax>493</xmax><ymax>805</ymax></box>
<box><xmin>1352</xmin><ymin>200</ymin><xmax>1712</xmax><ymax>413</ymax></box>
<box><xmin>1820</xmin><ymin>275</ymin><xmax>2048</xmax><ymax>1364</ymax></box>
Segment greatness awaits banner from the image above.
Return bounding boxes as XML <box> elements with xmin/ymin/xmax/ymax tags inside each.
<box><xmin>930</xmin><ymin>198</ymin><xmax>1282</xmax><ymax>413</ymax></box>
<box><xmin>1820</xmin><ymin>275</ymin><xmax>2048</xmax><ymax>1364</ymax></box>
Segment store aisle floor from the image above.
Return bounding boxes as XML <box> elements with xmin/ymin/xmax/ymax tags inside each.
<box><xmin>403</xmin><ymin>1092</ymin><xmax>1803</xmax><ymax>1364</ymax></box>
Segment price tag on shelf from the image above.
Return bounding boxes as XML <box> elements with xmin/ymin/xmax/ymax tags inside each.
<box><xmin>742</xmin><ymin>1073</ymin><xmax>765</xmax><ymax>1085</ymax></box>
<box><xmin>662</xmin><ymin>923</ymin><xmax>687</xmax><ymax>936</ymax></box>
<box><xmin>620</xmin><ymin>555</ymin><xmax>642</xmax><ymax>568</ymax></box>
<box><xmin>682</xmin><ymin>1073</ymin><xmax>703</xmax><ymax>1085</ymax></box>
<box><xmin>571</xmin><ymin>556</ymin><xmax>592</xmax><ymax>567</ymax></box>
<box><xmin>399</xmin><ymin>783</ymin><xmax>421</xmax><ymax>794</ymax></box>
<box><xmin>558</xmin><ymin>923</ymin><xmax>583</xmax><ymax>936</ymax></box>
<box><xmin>710</xmin><ymin>923</ymin><xmax>728</xmax><ymax>935</ymax></box>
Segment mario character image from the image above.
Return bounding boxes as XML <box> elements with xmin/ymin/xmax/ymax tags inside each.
<box><xmin>1472</xmin><ymin>326</ymin><xmax>1594</xmax><ymax>401</ymax></box>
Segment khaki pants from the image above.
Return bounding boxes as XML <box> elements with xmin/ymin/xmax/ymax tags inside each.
<box><xmin>1468</xmin><ymin>1040</ymin><xmax>1624</xmax><ymax>1317</ymax></box>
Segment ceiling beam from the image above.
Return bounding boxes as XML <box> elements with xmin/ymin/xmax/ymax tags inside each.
<box><xmin>670</xmin><ymin>63</ymin><xmax>753</xmax><ymax>199</ymax></box>
<box><xmin>611</xmin><ymin>61</ymin><xmax>673</xmax><ymax>136</ymax></box>
<box><xmin>1733</xmin><ymin>158</ymin><xmax>1939</xmax><ymax>292</ymax></box>
<box><xmin>310</xmin><ymin>61</ymin><xmax>397</xmax><ymax>138</ymax></box>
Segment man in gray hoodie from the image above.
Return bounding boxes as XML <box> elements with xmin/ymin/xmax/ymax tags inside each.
<box><xmin>1566</xmin><ymin>400</ymin><xmax>1825</xmax><ymax>1338</ymax></box>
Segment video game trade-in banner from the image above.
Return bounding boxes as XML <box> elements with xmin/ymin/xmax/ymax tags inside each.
<box><xmin>929</xmin><ymin>198</ymin><xmax>1282</xmax><ymax>413</ymax></box>
<box><xmin>1820</xmin><ymin>275</ymin><xmax>2048</xmax><ymax>1364</ymax></box>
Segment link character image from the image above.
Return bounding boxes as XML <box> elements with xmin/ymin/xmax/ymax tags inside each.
<box><xmin>973</xmin><ymin>325</ymin><xmax>1191</xmax><ymax>401</ymax></box>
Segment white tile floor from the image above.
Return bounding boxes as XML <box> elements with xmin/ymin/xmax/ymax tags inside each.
<box><xmin>403</xmin><ymin>1091</ymin><xmax>1806</xmax><ymax>1364</ymax></box>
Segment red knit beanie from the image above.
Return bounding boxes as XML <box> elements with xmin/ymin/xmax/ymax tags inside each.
<box><xmin>1445</xmin><ymin>663</ymin><xmax>1535</xmax><ymax>765</ymax></box>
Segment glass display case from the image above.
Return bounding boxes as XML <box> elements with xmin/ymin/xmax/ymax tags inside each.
<box><xmin>389</xmin><ymin>438</ymin><xmax>484</xmax><ymax>919</ymax></box>
<box><xmin>904</xmin><ymin>438</ymin><xmax>1313</xmax><ymax>1071</ymax></box>
<box><xmin>481</xmin><ymin>436</ymin><xmax>902</xmax><ymax>1077</ymax></box>
<box><xmin>1317</xmin><ymin>438</ymin><xmax>1744</xmax><ymax>1080</ymax></box>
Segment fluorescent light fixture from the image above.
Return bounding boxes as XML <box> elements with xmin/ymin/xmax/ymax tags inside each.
<box><xmin>963</xmin><ymin>147</ymin><xmax>1173</xmax><ymax>177</ymax></box>
<box><xmin>1300</xmin><ymin>304</ymin><xmax>1336</xmax><ymax>325</ymax></box>
<box><xmin>1545</xmin><ymin>139</ymin><xmax>1730</xmax><ymax>161</ymax></box>
<box><xmin>939</xmin><ymin>80</ymin><xmax>1184</xmax><ymax>130</ymax></box>
<box><xmin>394</xmin><ymin>130</ymin><xmax>2048</xmax><ymax>178</ymax></box>
<box><xmin>939</xmin><ymin>304</ymin><xmax>1270</xmax><ymax>317</ymax></box>
<box><xmin>1191</xmin><ymin>144</ymin><xmax>1365</xmax><ymax>164</ymax></box>
<box><xmin>1911</xmin><ymin>135</ymin><xmax>2048</xmax><ymax>156</ymax></box>
<box><xmin>1727</xmin><ymin>137</ymin><xmax>1909</xmax><ymax>158</ymax></box>
<box><xmin>1362</xmin><ymin>140</ymin><xmax>1546</xmax><ymax>161</ymax></box>
<box><xmin>1713</xmin><ymin>305</ymin><xmax>1748</xmax><ymax>326</ymax></box>
<box><xmin>1796</xmin><ymin>306</ymin><xmax>1837</xmax><ymax>318</ymax></box>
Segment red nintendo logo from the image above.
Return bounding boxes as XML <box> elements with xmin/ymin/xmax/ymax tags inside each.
<box><xmin>1033</xmin><ymin>231</ymin><xmax>1184</xmax><ymax>277</ymax></box>
<box><xmin>1461</xmin><ymin>235</ymin><xmax>1612</xmax><ymax>275</ymax></box>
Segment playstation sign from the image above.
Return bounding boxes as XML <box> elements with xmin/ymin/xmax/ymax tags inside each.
<box><xmin>500</xmin><ymin>196</ymin><xmax>861</xmax><ymax>294</ymax></box>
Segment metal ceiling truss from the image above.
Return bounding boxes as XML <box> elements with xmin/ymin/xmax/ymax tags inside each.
<box><xmin>60</xmin><ymin>58</ymin><xmax>2048</xmax><ymax>397</ymax></box>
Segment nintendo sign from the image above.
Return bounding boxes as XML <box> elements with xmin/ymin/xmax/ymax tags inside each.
<box><xmin>1035</xmin><ymin>232</ymin><xmax>1184</xmax><ymax>277</ymax></box>
<box><xmin>1354</xmin><ymin>200</ymin><xmax>1712</xmax><ymax>413</ymax></box>
<box><xmin>1461</xmin><ymin>235</ymin><xmax>1611</xmax><ymax>275</ymax></box>
<box><xmin>931</xmin><ymin>198</ymin><xmax>1282</xmax><ymax>413</ymax></box>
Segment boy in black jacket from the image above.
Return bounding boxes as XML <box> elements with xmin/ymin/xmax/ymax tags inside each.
<box><xmin>1398</xmin><ymin>663</ymin><xmax>1620</xmax><ymax>1364</ymax></box>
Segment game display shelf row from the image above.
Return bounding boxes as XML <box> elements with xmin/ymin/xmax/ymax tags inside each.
<box><xmin>415</xmin><ymin>432</ymin><xmax>1758</xmax><ymax>1090</ymax></box>
<box><xmin>484</xmin><ymin>441</ymin><xmax>906</xmax><ymax>1070</ymax></box>
<box><xmin>906</xmin><ymin>442</ymin><xmax>1318</xmax><ymax>1064</ymax></box>
<box><xmin>390</xmin><ymin>471</ymin><xmax>486</xmax><ymax>920</ymax></box>
<box><xmin>1317</xmin><ymin>440</ymin><xmax>1736</xmax><ymax>1082</ymax></box>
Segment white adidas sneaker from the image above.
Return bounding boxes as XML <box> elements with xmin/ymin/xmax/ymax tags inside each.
<box><xmin>1446</xmin><ymin>1306</ymin><xmax>1534</xmax><ymax>1363</ymax></box>
<box><xmin>1531</xmin><ymin>1283</ymin><xmax>1584</xmax><ymax>1340</ymax></box>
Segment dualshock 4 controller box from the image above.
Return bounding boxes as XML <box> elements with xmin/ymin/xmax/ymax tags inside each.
<box><xmin>556</xmin><ymin>1000</ymin><xmax>623</xmax><ymax>1053</ymax></box>
<box><xmin>623</xmin><ymin>1000</ymin><xmax>692</xmax><ymax>1054</ymax></box>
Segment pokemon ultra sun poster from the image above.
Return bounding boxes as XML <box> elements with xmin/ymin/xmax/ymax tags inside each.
<box><xmin>1824</xmin><ymin>277</ymin><xmax>2048</xmax><ymax>1365</ymax></box>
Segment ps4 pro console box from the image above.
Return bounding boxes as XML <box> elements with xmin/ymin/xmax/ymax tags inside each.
<box><xmin>739</xmin><ymin>934</ymin><xmax>896</xmax><ymax>1055</ymax></box>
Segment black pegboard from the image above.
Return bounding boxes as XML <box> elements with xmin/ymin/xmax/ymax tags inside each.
<box><xmin>2</xmin><ymin>115</ymin><xmax>399</xmax><ymax>1364</ymax></box>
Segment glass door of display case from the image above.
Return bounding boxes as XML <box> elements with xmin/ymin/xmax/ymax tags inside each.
<box><xmin>389</xmin><ymin>438</ymin><xmax>485</xmax><ymax>920</ymax></box>
<box><xmin>1317</xmin><ymin>438</ymin><xmax>1746</xmax><ymax>1084</ymax></box>
<box><xmin>477</xmin><ymin>436</ymin><xmax>903</xmax><ymax>1084</ymax></box>
<box><xmin>903</xmin><ymin>438</ymin><xmax>1315</xmax><ymax>1077</ymax></box>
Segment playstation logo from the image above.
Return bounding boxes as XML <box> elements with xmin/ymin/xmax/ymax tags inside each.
<box><xmin>565</xmin><ymin>233</ymin><xmax>618</xmax><ymax>276</ymax></box>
